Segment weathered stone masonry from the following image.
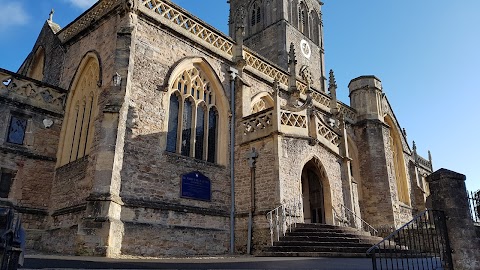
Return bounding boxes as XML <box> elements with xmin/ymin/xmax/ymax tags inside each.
<box><xmin>0</xmin><ymin>0</ymin><xmax>437</xmax><ymax>256</ymax></box>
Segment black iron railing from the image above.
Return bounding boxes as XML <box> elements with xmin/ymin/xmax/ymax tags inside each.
<box><xmin>468</xmin><ymin>190</ymin><xmax>480</xmax><ymax>224</ymax></box>
<box><xmin>367</xmin><ymin>210</ymin><xmax>453</xmax><ymax>270</ymax></box>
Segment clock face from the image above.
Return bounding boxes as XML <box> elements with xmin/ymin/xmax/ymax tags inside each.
<box><xmin>300</xmin><ymin>39</ymin><xmax>311</xmax><ymax>59</ymax></box>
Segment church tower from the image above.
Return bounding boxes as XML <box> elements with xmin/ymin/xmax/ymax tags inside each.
<box><xmin>229</xmin><ymin>0</ymin><xmax>327</xmax><ymax>92</ymax></box>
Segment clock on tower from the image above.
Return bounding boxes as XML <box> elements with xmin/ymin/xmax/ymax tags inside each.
<box><xmin>229</xmin><ymin>0</ymin><xmax>327</xmax><ymax>92</ymax></box>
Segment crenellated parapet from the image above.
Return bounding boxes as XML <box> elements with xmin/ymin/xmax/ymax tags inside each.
<box><xmin>0</xmin><ymin>68</ymin><xmax>66</xmax><ymax>114</ymax></box>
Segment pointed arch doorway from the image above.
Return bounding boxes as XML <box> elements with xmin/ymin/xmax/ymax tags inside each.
<box><xmin>301</xmin><ymin>159</ymin><xmax>332</xmax><ymax>224</ymax></box>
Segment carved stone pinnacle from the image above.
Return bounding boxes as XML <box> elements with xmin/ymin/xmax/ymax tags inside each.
<box><xmin>328</xmin><ymin>69</ymin><xmax>337</xmax><ymax>90</ymax></box>
<box><xmin>289</xmin><ymin>43</ymin><xmax>297</xmax><ymax>66</ymax></box>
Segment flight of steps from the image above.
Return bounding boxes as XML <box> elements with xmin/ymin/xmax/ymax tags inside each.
<box><xmin>259</xmin><ymin>223</ymin><xmax>384</xmax><ymax>257</ymax></box>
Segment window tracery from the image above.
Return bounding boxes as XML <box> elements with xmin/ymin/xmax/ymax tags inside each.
<box><xmin>166</xmin><ymin>66</ymin><xmax>219</xmax><ymax>163</ymax></box>
<box><xmin>298</xmin><ymin>2</ymin><xmax>308</xmax><ymax>36</ymax></box>
<box><xmin>58</xmin><ymin>55</ymin><xmax>100</xmax><ymax>167</ymax></box>
<box><xmin>7</xmin><ymin>115</ymin><xmax>28</xmax><ymax>145</ymax></box>
<box><xmin>385</xmin><ymin>116</ymin><xmax>410</xmax><ymax>205</ymax></box>
<box><xmin>250</xmin><ymin>2</ymin><xmax>261</xmax><ymax>26</ymax></box>
<box><xmin>310</xmin><ymin>11</ymin><xmax>320</xmax><ymax>45</ymax></box>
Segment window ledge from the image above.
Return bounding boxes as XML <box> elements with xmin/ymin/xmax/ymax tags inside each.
<box><xmin>163</xmin><ymin>151</ymin><xmax>226</xmax><ymax>169</ymax></box>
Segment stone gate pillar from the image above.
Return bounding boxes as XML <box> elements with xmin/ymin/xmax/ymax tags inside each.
<box><xmin>426</xmin><ymin>168</ymin><xmax>480</xmax><ymax>270</ymax></box>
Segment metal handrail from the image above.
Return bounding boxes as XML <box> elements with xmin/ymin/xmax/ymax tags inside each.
<box><xmin>367</xmin><ymin>210</ymin><xmax>428</xmax><ymax>255</ymax></box>
<box><xmin>334</xmin><ymin>203</ymin><xmax>378</xmax><ymax>236</ymax></box>
<box><xmin>265</xmin><ymin>195</ymin><xmax>303</xmax><ymax>245</ymax></box>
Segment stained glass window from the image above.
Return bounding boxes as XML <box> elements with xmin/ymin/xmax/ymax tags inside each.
<box><xmin>168</xmin><ymin>65</ymin><xmax>220</xmax><ymax>163</ymax></box>
<box><xmin>7</xmin><ymin>116</ymin><xmax>27</xmax><ymax>145</ymax></box>
<box><xmin>181</xmin><ymin>99</ymin><xmax>193</xmax><ymax>156</ymax></box>
<box><xmin>195</xmin><ymin>106</ymin><xmax>205</xmax><ymax>160</ymax></box>
<box><xmin>207</xmin><ymin>108</ymin><xmax>217</xmax><ymax>163</ymax></box>
<box><xmin>166</xmin><ymin>94</ymin><xmax>179</xmax><ymax>152</ymax></box>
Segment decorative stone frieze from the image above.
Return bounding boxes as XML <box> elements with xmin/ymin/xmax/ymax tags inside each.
<box><xmin>0</xmin><ymin>68</ymin><xmax>66</xmax><ymax>114</ymax></box>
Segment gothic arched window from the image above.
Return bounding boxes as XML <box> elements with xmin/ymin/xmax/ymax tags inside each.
<box><xmin>58</xmin><ymin>54</ymin><xmax>100</xmax><ymax>167</ymax></box>
<box><xmin>166</xmin><ymin>65</ymin><xmax>222</xmax><ymax>163</ymax></box>
<box><xmin>385</xmin><ymin>116</ymin><xmax>410</xmax><ymax>205</ymax></box>
<box><xmin>166</xmin><ymin>93</ymin><xmax>180</xmax><ymax>152</ymax></box>
<box><xmin>251</xmin><ymin>2</ymin><xmax>261</xmax><ymax>27</ymax></box>
<box><xmin>310</xmin><ymin>11</ymin><xmax>320</xmax><ymax>45</ymax></box>
<box><xmin>257</xmin><ymin>6</ymin><xmax>261</xmax><ymax>24</ymax></box>
<box><xmin>298</xmin><ymin>2</ymin><xmax>309</xmax><ymax>36</ymax></box>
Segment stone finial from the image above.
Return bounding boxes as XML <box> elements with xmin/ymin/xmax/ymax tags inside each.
<box><xmin>288</xmin><ymin>43</ymin><xmax>297</xmax><ymax>69</ymax></box>
<box><xmin>48</xmin><ymin>9</ymin><xmax>54</xmax><ymax>22</ymax></box>
<box><xmin>328</xmin><ymin>69</ymin><xmax>338</xmax><ymax>114</ymax></box>
<box><xmin>234</xmin><ymin>9</ymin><xmax>246</xmax><ymax>65</ymax></box>
<box><xmin>328</xmin><ymin>69</ymin><xmax>337</xmax><ymax>92</ymax></box>
<box><xmin>402</xmin><ymin>128</ymin><xmax>407</xmax><ymax>137</ymax></box>
<box><xmin>288</xmin><ymin>43</ymin><xmax>298</xmax><ymax>94</ymax></box>
<box><xmin>412</xmin><ymin>140</ymin><xmax>417</xmax><ymax>162</ymax></box>
<box><xmin>428</xmin><ymin>150</ymin><xmax>434</xmax><ymax>170</ymax></box>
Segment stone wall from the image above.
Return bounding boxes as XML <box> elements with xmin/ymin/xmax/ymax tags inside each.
<box><xmin>121</xmin><ymin>208</ymin><xmax>229</xmax><ymax>256</ymax></box>
<box><xmin>427</xmin><ymin>169</ymin><xmax>480</xmax><ymax>270</ymax></box>
<box><xmin>17</xmin><ymin>21</ymin><xmax>64</xmax><ymax>86</ymax></box>
<box><xmin>278</xmin><ymin>136</ymin><xmax>343</xmax><ymax>221</ymax></box>
<box><xmin>117</xmin><ymin>16</ymin><xmax>234</xmax><ymax>256</ymax></box>
<box><xmin>40</xmin><ymin>7</ymin><xmax>122</xmax><ymax>255</ymax></box>
<box><xmin>235</xmin><ymin>137</ymin><xmax>280</xmax><ymax>212</ymax></box>
<box><xmin>0</xmin><ymin>98</ymin><xmax>61</xmax><ymax>248</ymax></box>
<box><xmin>352</xmin><ymin>120</ymin><xmax>395</xmax><ymax>230</ymax></box>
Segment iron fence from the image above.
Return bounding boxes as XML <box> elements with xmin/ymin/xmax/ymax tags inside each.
<box><xmin>468</xmin><ymin>190</ymin><xmax>480</xmax><ymax>224</ymax></box>
<box><xmin>367</xmin><ymin>210</ymin><xmax>453</xmax><ymax>270</ymax></box>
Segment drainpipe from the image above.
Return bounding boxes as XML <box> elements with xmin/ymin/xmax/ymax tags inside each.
<box><xmin>229</xmin><ymin>67</ymin><xmax>238</xmax><ymax>254</ymax></box>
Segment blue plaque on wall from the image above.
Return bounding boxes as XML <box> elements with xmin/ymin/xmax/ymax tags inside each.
<box><xmin>181</xmin><ymin>171</ymin><xmax>211</xmax><ymax>201</ymax></box>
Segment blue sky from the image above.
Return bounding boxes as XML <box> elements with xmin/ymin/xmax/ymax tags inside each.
<box><xmin>0</xmin><ymin>0</ymin><xmax>478</xmax><ymax>193</ymax></box>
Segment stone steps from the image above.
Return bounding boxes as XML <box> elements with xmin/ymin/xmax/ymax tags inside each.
<box><xmin>259</xmin><ymin>223</ymin><xmax>384</xmax><ymax>258</ymax></box>
<box><xmin>273</xmin><ymin>241</ymin><xmax>373</xmax><ymax>248</ymax></box>
<box><xmin>260</xmin><ymin>251</ymin><xmax>370</xmax><ymax>258</ymax></box>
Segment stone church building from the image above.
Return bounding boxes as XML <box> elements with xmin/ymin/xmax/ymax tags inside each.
<box><xmin>0</xmin><ymin>0</ymin><xmax>434</xmax><ymax>256</ymax></box>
